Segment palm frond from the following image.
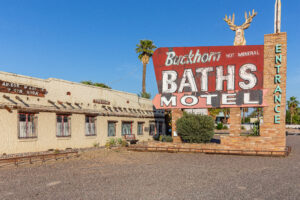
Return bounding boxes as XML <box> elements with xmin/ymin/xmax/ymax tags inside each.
<box><xmin>135</xmin><ymin>39</ymin><xmax>157</xmax><ymax>61</ymax></box>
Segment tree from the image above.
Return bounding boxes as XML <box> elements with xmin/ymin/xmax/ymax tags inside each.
<box><xmin>242</xmin><ymin>107</ymin><xmax>249</xmax><ymax>124</ymax></box>
<box><xmin>287</xmin><ymin>96</ymin><xmax>299</xmax><ymax>124</ymax></box>
<box><xmin>222</xmin><ymin>108</ymin><xmax>230</xmax><ymax>124</ymax></box>
<box><xmin>208</xmin><ymin>108</ymin><xmax>222</xmax><ymax>121</ymax></box>
<box><xmin>286</xmin><ymin>109</ymin><xmax>300</xmax><ymax>125</ymax></box>
<box><xmin>137</xmin><ymin>92</ymin><xmax>151</xmax><ymax>99</ymax></box>
<box><xmin>208</xmin><ymin>108</ymin><xmax>229</xmax><ymax>124</ymax></box>
<box><xmin>136</xmin><ymin>40</ymin><xmax>157</xmax><ymax>93</ymax></box>
<box><xmin>81</xmin><ymin>81</ymin><xmax>111</xmax><ymax>89</ymax></box>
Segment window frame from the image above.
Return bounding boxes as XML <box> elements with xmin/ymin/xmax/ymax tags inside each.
<box><xmin>121</xmin><ymin>121</ymin><xmax>133</xmax><ymax>136</ymax></box>
<box><xmin>149</xmin><ymin>123</ymin><xmax>156</xmax><ymax>136</ymax></box>
<box><xmin>56</xmin><ymin>114</ymin><xmax>71</xmax><ymax>137</ymax></box>
<box><xmin>107</xmin><ymin>121</ymin><xmax>117</xmax><ymax>137</ymax></box>
<box><xmin>85</xmin><ymin>115</ymin><xmax>97</xmax><ymax>136</ymax></box>
<box><xmin>137</xmin><ymin>122</ymin><xmax>144</xmax><ymax>135</ymax></box>
<box><xmin>18</xmin><ymin>112</ymin><xmax>37</xmax><ymax>139</ymax></box>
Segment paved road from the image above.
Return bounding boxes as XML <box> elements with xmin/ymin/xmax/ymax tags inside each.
<box><xmin>0</xmin><ymin>136</ymin><xmax>299</xmax><ymax>200</ymax></box>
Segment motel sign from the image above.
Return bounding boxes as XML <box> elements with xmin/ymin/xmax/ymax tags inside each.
<box><xmin>152</xmin><ymin>45</ymin><xmax>266</xmax><ymax>109</ymax></box>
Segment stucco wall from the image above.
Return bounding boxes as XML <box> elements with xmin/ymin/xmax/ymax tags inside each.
<box><xmin>0</xmin><ymin>71</ymin><xmax>155</xmax><ymax>110</ymax></box>
<box><xmin>0</xmin><ymin>71</ymin><xmax>165</xmax><ymax>155</ymax></box>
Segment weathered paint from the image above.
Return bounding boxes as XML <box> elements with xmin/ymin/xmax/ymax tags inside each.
<box><xmin>274</xmin><ymin>115</ymin><xmax>281</xmax><ymax>124</ymax></box>
<box><xmin>152</xmin><ymin>45</ymin><xmax>264</xmax><ymax>109</ymax></box>
<box><xmin>93</xmin><ymin>99</ymin><xmax>111</xmax><ymax>105</ymax></box>
<box><xmin>0</xmin><ymin>71</ymin><xmax>165</xmax><ymax>155</ymax></box>
<box><xmin>274</xmin><ymin>44</ymin><xmax>283</xmax><ymax>124</ymax></box>
<box><xmin>153</xmin><ymin>89</ymin><xmax>268</xmax><ymax>109</ymax></box>
<box><xmin>0</xmin><ymin>80</ymin><xmax>47</xmax><ymax>97</ymax></box>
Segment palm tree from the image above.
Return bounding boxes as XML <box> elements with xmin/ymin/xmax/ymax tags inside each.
<box><xmin>242</xmin><ymin>107</ymin><xmax>249</xmax><ymax>124</ymax></box>
<box><xmin>208</xmin><ymin>108</ymin><xmax>221</xmax><ymax>121</ymax></box>
<box><xmin>222</xmin><ymin>108</ymin><xmax>230</xmax><ymax>124</ymax></box>
<box><xmin>287</xmin><ymin>96</ymin><xmax>299</xmax><ymax>124</ymax></box>
<box><xmin>136</xmin><ymin>40</ymin><xmax>157</xmax><ymax>93</ymax></box>
<box><xmin>137</xmin><ymin>91</ymin><xmax>151</xmax><ymax>99</ymax></box>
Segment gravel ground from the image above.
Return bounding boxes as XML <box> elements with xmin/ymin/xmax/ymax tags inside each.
<box><xmin>0</xmin><ymin>136</ymin><xmax>300</xmax><ymax>200</ymax></box>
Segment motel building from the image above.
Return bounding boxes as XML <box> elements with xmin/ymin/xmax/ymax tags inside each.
<box><xmin>0</xmin><ymin>71</ymin><xmax>166</xmax><ymax>155</ymax></box>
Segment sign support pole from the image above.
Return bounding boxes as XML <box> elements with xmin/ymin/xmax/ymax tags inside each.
<box><xmin>171</xmin><ymin>109</ymin><xmax>183</xmax><ymax>143</ymax></box>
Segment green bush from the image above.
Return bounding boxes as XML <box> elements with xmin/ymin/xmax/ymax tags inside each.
<box><xmin>105</xmin><ymin>142</ymin><xmax>111</xmax><ymax>149</ymax></box>
<box><xmin>159</xmin><ymin>135</ymin><xmax>173</xmax><ymax>143</ymax></box>
<box><xmin>216</xmin><ymin>123</ymin><xmax>223</xmax><ymax>130</ymax></box>
<box><xmin>109</xmin><ymin>138</ymin><xmax>116</xmax><ymax>145</ymax></box>
<box><xmin>153</xmin><ymin>134</ymin><xmax>160</xmax><ymax>141</ymax></box>
<box><xmin>250</xmin><ymin>123</ymin><xmax>260</xmax><ymax>136</ymax></box>
<box><xmin>241</xmin><ymin>125</ymin><xmax>245</xmax><ymax>130</ymax></box>
<box><xmin>93</xmin><ymin>142</ymin><xmax>100</xmax><ymax>148</ymax></box>
<box><xmin>176</xmin><ymin>113</ymin><xmax>215</xmax><ymax>143</ymax></box>
<box><xmin>121</xmin><ymin>140</ymin><xmax>128</xmax><ymax>147</ymax></box>
<box><xmin>117</xmin><ymin>138</ymin><xmax>123</xmax><ymax>145</ymax></box>
<box><xmin>54</xmin><ymin>149</ymin><xmax>60</xmax><ymax>154</ymax></box>
<box><xmin>105</xmin><ymin>138</ymin><xmax>116</xmax><ymax>148</ymax></box>
<box><xmin>138</xmin><ymin>92</ymin><xmax>151</xmax><ymax>99</ymax></box>
<box><xmin>159</xmin><ymin>135</ymin><xmax>163</xmax><ymax>141</ymax></box>
<box><xmin>223</xmin><ymin>125</ymin><xmax>228</xmax><ymax>130</ymax></box>
<box><xmin>165</xmin><ymin>136</ymin><xmax>173</xmax><ymax>142</ymax></box>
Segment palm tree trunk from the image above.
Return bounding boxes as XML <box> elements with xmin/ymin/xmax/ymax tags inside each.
<box><xmin>242</xmin><ymin>108</ymin><xmax>245</xmax><ymax>124</ymax></box>
<box><xmin>224</xmin><ymin>109</ymin><xmax>228</xmax><ymax>124</ymax></box>
<box><xmin>142</xmin><ymin>62</ymin><xmax>147</xmax><ymax>93</ymax></box>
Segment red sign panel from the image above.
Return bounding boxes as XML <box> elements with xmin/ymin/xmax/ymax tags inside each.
<box><xmin>152</xmin><ymin>45</ymin><xmax>266</xmax><ymax>109</ymax></box>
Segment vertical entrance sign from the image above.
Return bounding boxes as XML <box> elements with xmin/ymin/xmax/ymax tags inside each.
<box><xmin>152</xmin><ymin>45</ymin><xmax>266</xmax><ymax>109</ymax></box>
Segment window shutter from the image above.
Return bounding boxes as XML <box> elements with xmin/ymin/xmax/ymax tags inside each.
<box><xmin>94</xmin><ymin>117</ymin><xmax>97</xmax><ymax>136</ymax></box>
<box><xmin>57</xmin><ymin>118</ymin><xmax>61</xmax><ymax>136</ymax></box>
<box><xmin>114</xmin><ymin>122</ymin><xmax>116</xmax><ymax>136</ymax></box>
<box><xmin>34</xmin><ymin>115</ymin><xmax>38</xmax><ymax>138</ymax></box>
<box><xmin>107</xmin><ymin>123</ymin><xmax>110</xmax><ymax>136</ymax></box>
<box><xmin>17</xmin><ymin>114</ymin><xmax>20</xmax><ymax>138</ymax></box>
<box><xmin>85</xmin><ymin>118</ymin><xmax>89</xmax><ymax>136</ymax></box>
<box><xmin>68</xmin><ymin>116</ymin><xmax>72</xmax><ymax>136</ymax></box>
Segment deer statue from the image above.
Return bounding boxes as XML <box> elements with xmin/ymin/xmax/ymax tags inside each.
<box><xmin>224</xmin><ymin>9</ymin><xmax>257</xmax><ymax>46</ymax></box>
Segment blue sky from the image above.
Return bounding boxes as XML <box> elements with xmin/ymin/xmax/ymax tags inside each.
<box><xmin>0</xmin><ymin>0</ymin><xmax>298</xmax><ymax>100</ymax></box>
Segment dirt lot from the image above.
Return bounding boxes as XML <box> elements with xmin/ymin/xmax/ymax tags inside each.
<box><xmin>0</xmin><ymin>136</ymin><xmax>300</xmax><ymax>200</ymax></box>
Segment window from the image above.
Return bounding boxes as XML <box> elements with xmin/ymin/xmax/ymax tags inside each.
<box><xmin>85</xmin><ymin>116</ymin><xmax>96</xmax><ymax>136</ymax></box>
<box><xmin>18</xmin><ymin>113</ymin><xmax>37</xmax><ymax>138</ymax></box>
<box><xmin>122</xmin><ymin>122</ymin><xmax>132</xmax><ymax>136</ymax></box>
<box><xmin>137</xmin><ymin>122</ymin><xmax>144</xmax><ymax>135</ymax></box>
<box><xmin>149</xmin><ymin>123</ymin><xmax>156</xmax><ymax>136</ymax></box>
<box><xmin>57</xmin><ymin>115</ymin><xmax>71</xmax><ymax>137</ymax></box>
<box><xmin>108</xmin><ymin>121</ymin><xmax>116</xmax><ymax>137</ymax></box>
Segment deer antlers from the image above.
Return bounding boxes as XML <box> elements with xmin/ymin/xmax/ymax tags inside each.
<box><xmin>242</xmin><ymin>9</ymin><xmax>257</xmax><ymax>29</ymax></box>
<box><xmin>224</xmin><ymin>9</ymin><xmax>257</xmax><ymax>30</ymax></box>
<box><xmin>224</xmin><ymin>13</ymin><xmax>237</xmax><ymax>30</ymax></box>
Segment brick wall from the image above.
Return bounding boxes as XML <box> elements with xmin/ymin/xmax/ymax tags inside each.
<box><xmin>260</xmin><ymin>32</ymin><xmax>287</xmax><ymax>147</ymax></box>
<box><xmin>171</xmin><ymin>109</ymin><xmax>183</xmax><ymax>143</ymax></box>
<box><xmin>229</xmin><ymin>108</ymin><xmax>241</xmax><ymax>136</ymax></box>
